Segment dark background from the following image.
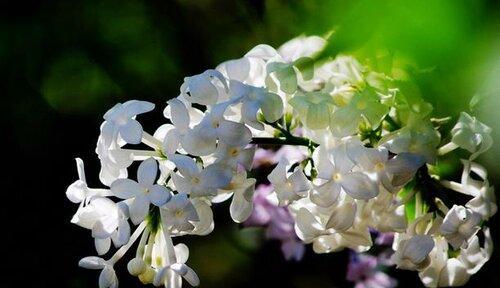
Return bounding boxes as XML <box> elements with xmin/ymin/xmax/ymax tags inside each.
<box><xmin>2</xmin><ymin>0</ymin><xmax>500</xmax><ymax>287</ymax></box>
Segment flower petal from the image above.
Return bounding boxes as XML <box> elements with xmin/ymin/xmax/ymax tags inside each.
<box><xmin>148</xmin><ymin>185</ymin><xmax>171</xmax><ymax>206</ymax></box>
<box><xmin>119</xmin><ymin>119</ymin><xmax>143</xmax><ymax>144</ymax></box>
<box><xmin>129</xmin><ymin>194</ymin><xmax>150</xmax><ymax>225</ymax></box>
<box><xmin>110</xmin><ymin>178</ymin><xmax>142</xmax><ymax>199</ymax></box>
<box><xmin>341</xmin><ymin>172</ymin><xmax>379</xmax><ymax>200</ymax></box>
<box><xmin>138</xmin><ymin>158</ymin><xmax>158</xmax><ymax>186</ymax></box>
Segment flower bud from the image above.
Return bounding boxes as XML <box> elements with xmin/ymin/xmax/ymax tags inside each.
<box><xmin>127</xmin><ymin>257</ymin><xmax>146</xmax><ymax>276</ymax></box>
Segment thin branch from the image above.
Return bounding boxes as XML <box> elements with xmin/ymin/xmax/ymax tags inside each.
<box><xmin>250</xmin><ymin>137</ymin><xmax>318</xmax><ymax>148</ymax></box>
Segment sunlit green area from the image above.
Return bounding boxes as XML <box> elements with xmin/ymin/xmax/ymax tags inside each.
<box><xmin>2</xmin><ymin>0</ymin><xmax>499</xmax><ymax>287</ymax></box>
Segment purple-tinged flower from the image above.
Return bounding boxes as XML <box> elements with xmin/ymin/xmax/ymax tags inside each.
<box><xmin>244</xmin><ymin>184</ymin><xmax>305</xmax><ymax>261</ymax></box>
<box><xmin>347</xmin><ymin>253</ymin><xmax>397</xmax><ymax>288</ymax></box>
<box><xmin>375</xmin><ymin>232</ymin><xmax>395</xmax><ymax>246</ymax></box>
<box><xmin>272</xmin><ymin>146</ymin><xmax>308</xmax><ymax>164</ymax></box>
<box><xmin>252</xmin><ymin>148</ymin><xmax>276</xmax><ymax>168</ymax></box>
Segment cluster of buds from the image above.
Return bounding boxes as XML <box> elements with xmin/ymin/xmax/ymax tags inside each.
<box><xmin>66</xmin><ymin>35</ymin><xmax>495</xmax><ymax>287</ymax></box>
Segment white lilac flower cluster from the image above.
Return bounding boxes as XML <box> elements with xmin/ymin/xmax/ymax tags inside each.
<box><xmin>66</xmin><ymin>35</ymin><xmax>495</xmax><ymax>288</ymax></box>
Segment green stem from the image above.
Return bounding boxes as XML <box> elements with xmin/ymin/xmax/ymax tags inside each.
<box><xmin>384</xmin><ymin>115</ymin><xmax>401</xmax><ymax>131</ymax></box>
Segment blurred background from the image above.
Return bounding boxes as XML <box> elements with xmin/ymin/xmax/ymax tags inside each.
<box><xmin>2</xmin><ymin>0</ymin><xmax>500</xmax><ymax>287</ymax></box>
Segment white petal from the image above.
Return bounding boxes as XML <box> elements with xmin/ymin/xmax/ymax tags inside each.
<box><xmin>110</xmin><ymin>178</ymin><xmax>141</xmax><ymax>199</ymax></box>
<box><xmin>174</xmin><ymin>243</ymin><xmax>190</xmax><ymax>264</ymax></box>
<box><xmin>261</xmin><ymin>92</ymin><xmax>284</xmax><ymax>123</ymax></box>
<box><xmin>294</xmin><ymin>208</ymin><xmax>324</xmax><ymax>243</ymax></box>
<box><xmin>217</xmin><ymin>120</ymin><xmax>252</xmax><ymax>146</ymax></box>
<box><xmin>171</xmin><ymin>173</ymin><xmax>193</xmax><ymax>195</ymax></box>
<box><xmin>168</xmin><ymin>154</ymin><xmax>200</xmax><ymax>177</ymax></box>
<box><xmin>245</xmin><ymin>44</ymin><xmax>278</xmax><ymax>60</ymax></box>
<box><xmin>171</xmin><ymin>263</ymin><xmax>200</xmax><ymax>286</ymax></box>
<box><xmin>191</xmin><ymin>199</ymin><xmax>214</xmax><ymax>236</ymax></box>
<box><xmin>95</xmin><ymin>237</ymin><xmax>111</xmax><ymax>255</ymax></box>
<box><xmin>99</xmin><ymin>265</ymin><xmax>118</xmax><ymax>288</ymax></box>
<box><xmin>311</xmin><ymin>181</ymin><xmax>341</xmax><ymax>207</ymax></box>
<box><xmin>230</xmin><ymin>191</ymin><xmax>253</xmax><ymax>223</ymax></box>
<box><xmin>326</xmin><ymin>202</ymin><xmax>356</xmax><ymax>231</ymax></box>
<box><xmin>163</xmin><ymin>128</ymin><xmax>181</xmax><ymax>154</ymax></box>
<box><xmin>289</xmin><ymin>167</ymin><xmax>311</xmax><ymax>196</ymax></box>
<box><xmin>138</xmin><ymin>158</ymin><xmax>158</xmax><ymax>186</ymax></box>
<box><xmin>119</xmin><ymin>119</ymin><xmax>143</xmax><ymax>144</ymax></box>
<box><xmin>167</xmin><ymin>98</ymin><xmax>190</xmax><ymax>132</ymax></box>
<box><xmin>78</xmin><ymin>256</ymin><xmax>106</xmax><ymax>269</ymax></box>
<box><xmin>180</xmin><ymin>128</ymin><xmax>217</xmax><ymax>156</ymax></box>
<box><xmin>405</xmin><ymin>235</ymin><xmax>435</xmax><ymax>264</ymax></box>
<box><xmin>438</xmin><ymin>259</ymin><xmax>469</xmax><ymax>287</ymax></box>
<box><xmin>341</xmin><ymin>172</ymin><xmax>379</xmax><ymax>200</ymax></box>
<box><xmin>123</xmin><ymin>100</ymin><xmax>155</xmax><ymax>116</ymax></box>
<box><xmin>218</xmin><ymin>58</ymin><xmax>251</xmax><ymax>81</ymax></box>
<box><xmin>129</xmin><ymin>194</ymin><xmax>150</xmax><ymax>225</ymax></box>
<box><xmin>241</xmin><ymin>100</ymin><xmax>264</xmax><ymax>130</ymax></box>
<box><xmin>267</xmin><ymin>158</ymin><xmax>288</xmax><ymax>184</ymax></box>
<box><xmin>111</xmin><ymin>218</ymin><xmax>131</xmax><ymax>247</ymax></box>
<box><xmin>66</xmin><ymin>180</ymin><xmax>87</xmax><ymax>203</ymax></box>
<box><xmin>200</xmin><ymin>164</ymin><xmax>233</xmax><ymax>189</ymax></box>
<box><xmin>148</xmin><ymin>185</ymin><xmax>171</xmax><ymax>206</ymax></box>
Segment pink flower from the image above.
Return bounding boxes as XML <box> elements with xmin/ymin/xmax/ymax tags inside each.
<box><xmin>375</xmin><ymin>232</ymin><xmax>395</xmax><ymax>246</ymax></box>
<box><xmin>252</xmin><ymin>148</ymin><xmax>276</xmax><ymax>168</ymax></box>
<box><xmin>245</xmin><ymin>184</ymin><xmax>305</xmax><ymax>261</ymax></box>
<box><xmin>347</xmin><ymin>253</ymin><xmax>397</xmax><ymax>288</ymax></box>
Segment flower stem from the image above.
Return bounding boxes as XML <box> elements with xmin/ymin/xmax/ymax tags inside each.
<box><xmin>250</xmin><ymin>137</ymin><xmax>317</xmax><ymax>148</ymax></box>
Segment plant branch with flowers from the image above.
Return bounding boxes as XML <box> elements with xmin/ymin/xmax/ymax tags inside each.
<box><xmin>66</xmin><ymin>35</ymin><xmax>495</xmax><ymax>288</ymax></box>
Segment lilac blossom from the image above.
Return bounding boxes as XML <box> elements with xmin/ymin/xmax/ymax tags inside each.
<box><xmin>347</xmin><ymin>253</ymin><xmax>397</xmax><ymax>288</ymax></box>
<box><xmin>245</xmin><ymin>184</ymin><xmax>305</xmax><ymax>261</ymax></box>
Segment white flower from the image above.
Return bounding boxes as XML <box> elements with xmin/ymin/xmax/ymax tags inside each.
<box><xmin>391</xmin><ymin>234</ymin><xmax>435</xmax><ymax>271</ymax></box>
<box><xmin>311</xmin><ymin>225</ymin><xmax>372</xmax><ymax>254</ymax></box>
<box><xmin>268</xmin><ymin>158</ymin><xmax>310</xmax><ymax>206</ymax></box>
<box><xmin>458</xmin><ymin>228</ymin><xmax>493</xmax><ymax>274</ymax></box>
<box><xmin>71</xmin><ymin>196</ymin><xmax>130</xmax><ymax>255</ymax></box>
<box><xmin>101</xmin><ymin>100</ymin><xmax>155</xmax><ymax>144</ymax></box>
<box><xmin>451</xmin><ymin>112</ymin><xmax>492</xmax><ymax>159</ymax></box>
<box><xmin>289</xmin><ymin>91</ymin><xmax>335</xmax><ymax>130</ymax></box>
<box><xmin>317</xmin><ymin>55</ymin><xmax>365</xmax><ymax>88</ymax></box>
<box><xmin>151</xmin><ymin>233</ymin><xmax>200</xmax><ymax>288</ymax></box>
<box><xmin>216</xmin><ymin>56</ymin><xmax>266</xmax><ymax>86</ymax></box>
<box><xmin>66</xmin><ymin>158</ymin><xmax>111</xmax><ymax>203</ymax></box>
<box><xmin>214</xmin><ymin>141</ymin><xmax>255</xmax><ymax>170</ymax></box>
<box><xmin>180</xmin><ymin>69</ymin><xmax>228</xmax><ymax>106</ymax></box>
<box><xmin>189</xmin><ymin>199</ymin><xmax>215</xmax><ymax>236</ymax></box>
<box><xmin>381</xmin><ymin>123</ymin><xmax>441</xmax><ymax>164</ymax></box>
<box><xmin>79</xmin><ymin>257</ymin><xmax>118</xmax><ymax>288</ymax></box>
<box><xmin>349</xmin><ymin>146</ymin><xmax>425</xmax><ymax>192</ymax></box>
<box><xmin>312</xmin><ymin>145</ymin><xmax>378</xmax><ymax>207</ymax></box>
<box><xmin>160</xmin><ymin>193</ymin><xmax>199</xmax><ymax>233</ymax></box>
<box><xmin>183</xmin><ymin>101</ymin><xmax>252</xmax><ymax>156</ymax></box>
<box><xmin>441</xmin><ymin>160</ymin><xmax>497</xmax><ymax>220</ymax></box>
<box><xmin>277</xmin><ymin>35</ymin><xmax>326</xmax><ymax>63</ymax></box>
<box><xmin>96</xmin><ymin>134</ymin><xmax>129</xmax><ymax>186</ymax></box>
<box><xmin>418</xmin><ymin>237</ymin><xmax>468</xmax><ymax>287</ymax></box>
<box><xmin>161</xmin><ymin>98</ymin><xmax>191</xmax><ymax>154</ymax></box>
<box><xmin>439</xmin><ymin>205</ymin><xmax>481</xmax><ymax>249</ymax></box>
<box><xmin>293</xmin><ymin>203</ymin><xmax>371</xmax><ymax>253</ymax></box>
<box><xmin>111</xmin><ymin>158</ymin><xmax>171</xmax><ymax>224</ymax></box>
<box><xmin>329</xmin><ymin>90</ymin><xmax>389</xmax><ymax>137</ymax></box>
<box><xmin>229</xmin><ymin>80</ymin><xmax>283</xmax><ymax>130</ymax></box>
<box><xmin>418</xmin><ymin>228</ymin><xmax>492</xmax><ymax>288</ymax></box>
<box><xmin>214</xmin><ymin>171</ymin><xmax>256</xmax><ymax>223</ymax></box>
<box><xmin>169</xmin><ymin>154</ymin><xmax>233</xmax><ymax>198</ymax></box>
